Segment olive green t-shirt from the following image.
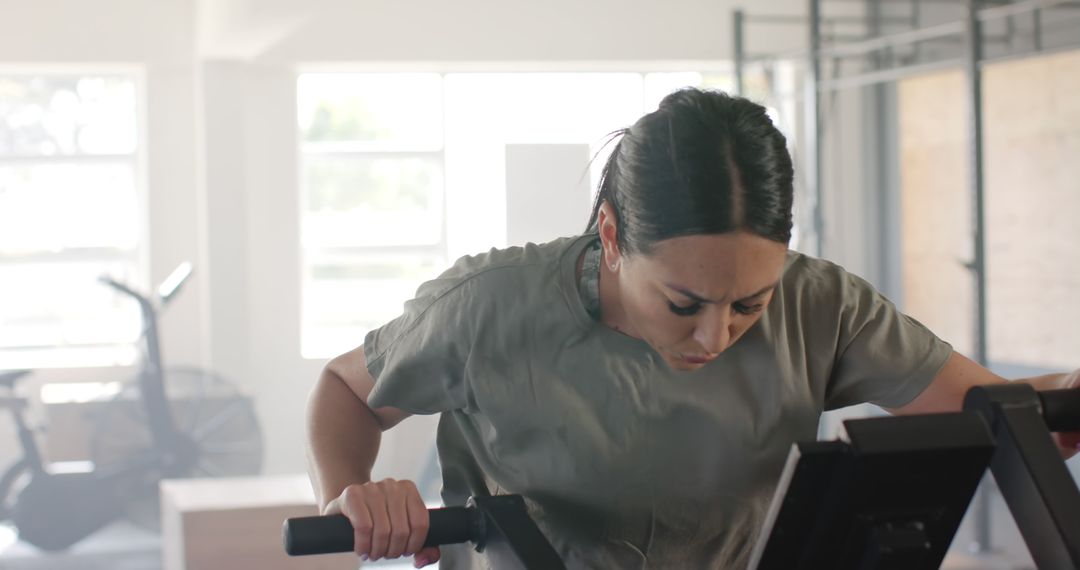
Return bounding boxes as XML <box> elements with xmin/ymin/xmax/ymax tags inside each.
<box><xmin>364</xmin><ymin>234</ymin><xmax>951</xmax><ymax>569</ymax></box>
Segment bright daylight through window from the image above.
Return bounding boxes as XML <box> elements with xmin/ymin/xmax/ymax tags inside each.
<box><xmin>0</xmin><ymin>73</ymin><xmax>143</xmax><ymax>369</ymax></box>
<box><xmin>297</xmin><ymin>70</ymin><xmax>737</xmax><ymax>359</ymax></box>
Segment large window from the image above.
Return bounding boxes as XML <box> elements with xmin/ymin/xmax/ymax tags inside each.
<box><xmin>0</xmin><ymin>71</ymin><xmax>144</xmax><ymax>369</ymax></box>
<box><xmin>298</xmin><ymin>74</ymin><xmax>447</xmax><ymax>358</ymax></box>
<box><xmin>898</xmin><ymin>51</ymin><xmax>1080</xmax><ymax>374</ymax></box>
<box><xmin>298</xmin><ymin>69</ymin><xmax>735</xmax><ymax>358</ymax></box>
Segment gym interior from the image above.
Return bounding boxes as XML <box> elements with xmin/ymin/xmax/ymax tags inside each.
<box><xmin>1</xmin><ymin>0</ymin><xmax>1079</xmax><ymax>568</ymax></box>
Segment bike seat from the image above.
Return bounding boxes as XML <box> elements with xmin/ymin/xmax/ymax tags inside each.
<box><xmin>0</xmin><ymin>370</ymin><xmax>32</xmax><ymax>389</ymax></box>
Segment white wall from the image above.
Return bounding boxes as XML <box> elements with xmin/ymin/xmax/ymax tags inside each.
<box><xmin>196</xmin><ymin>0</ymin><xmax>812</xmax><ymax>63</ymax></box>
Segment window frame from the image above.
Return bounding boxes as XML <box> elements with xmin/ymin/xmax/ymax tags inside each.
<box><xmin>0</xmin><ymin>64</ymin><xmax>149</xmax><ymax>369</ymax></box>
<box><xmin>294</xmin><ymin>62</ymin><xmax>736</xmax><ymax>359</ymax></box>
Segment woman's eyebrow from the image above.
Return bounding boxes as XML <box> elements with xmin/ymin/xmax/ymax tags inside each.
<box><xmin>665</xmin><ymin>282</ymin><xmax>778</xmax><ymax>304</ymax></box>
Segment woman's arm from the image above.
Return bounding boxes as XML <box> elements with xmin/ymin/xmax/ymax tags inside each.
<box><xmin>886</xmin><ymin>351</ymin><xmax>1080</xmax><ymax>456</ymax></box>
<box><xmin>306</xmin><ymin>346</ymin><xmax>439</xmax><ymax>564</ymax></box>
<box><xmin>306</xmin><ymin>344</ymin><xmax>411</xmax><ymax>509</ymax></box>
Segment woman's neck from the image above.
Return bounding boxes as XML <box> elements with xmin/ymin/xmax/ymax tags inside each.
<box><xmin>597</xmin><ymin>250</ymin><xmax>637</xmax><ymax>337</ymax></box>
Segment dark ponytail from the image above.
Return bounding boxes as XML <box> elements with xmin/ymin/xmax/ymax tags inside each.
<box><xmin>585</xmin><ymin>88</ymin><xmax>793</xmax><ymax>255</ymax></box>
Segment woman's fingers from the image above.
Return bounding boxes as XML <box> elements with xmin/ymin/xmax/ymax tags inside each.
<box><xmin>404</xmin><ymin>480</ymin><xmax>431</xmax><ymax>557</ymax></box>
<box><xmin>331</xmin><ymin>479</ymin><xmax>432</xmax><ymax>561</ymax></box>
<box><xmin>384</xmin><ymin>479</ymin><xmax>414</xmax><ymax>558</ymax></box>
<box><xmin>413</xmin><ymin>546</ymin><xmax>442</xmax><ymax>568</ymax></box>
<box><xmin>364</xmin><ymin>481</ymin><xmax>392</xmax><ymax>560</ymax></box>
<box><xmin>336</xmin><ymin>485</ymin><xmax>375</xmax><ymax>558</ymax></box>
<box><xmin>1054</xmin><ymin>431</ymin><xmax>1080</xmax><ymax>460</ymax></box>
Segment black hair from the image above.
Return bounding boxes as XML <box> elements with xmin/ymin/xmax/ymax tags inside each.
<box><xmin>585</xmin><ymin>88</ymin><xmax>794</xmax><ymax>255</ymax></box>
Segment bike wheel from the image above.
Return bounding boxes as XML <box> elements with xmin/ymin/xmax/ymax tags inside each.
<box><xmin>0</xmin><ymin>458</ymin><xmax>31</xmax><ymax>523</ymax></box>
<box><xmin>89</xmin><ymin>367</ymin><xmax>263</xmax><ymax>530</ymax></box>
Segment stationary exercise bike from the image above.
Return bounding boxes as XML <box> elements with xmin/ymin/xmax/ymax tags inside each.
<box><xmin>0</xmin><ymin>263</ymin><xmax>263</xmax><ymax>551</ymax></box>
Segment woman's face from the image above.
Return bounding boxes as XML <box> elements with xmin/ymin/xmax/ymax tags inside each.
<box><xmin>600</xmin><ymin>224</ymin><xmax>788</xmax><ymax>372</ymax></box>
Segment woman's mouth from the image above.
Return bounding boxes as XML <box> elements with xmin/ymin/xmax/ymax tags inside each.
<box><xmin>682</xmin><ymin>354</ymin><xmax>716</xmax><ymax>365</ymax></box>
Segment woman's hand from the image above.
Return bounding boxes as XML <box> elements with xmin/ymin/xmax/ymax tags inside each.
<box><xmin>323</xmin><ymin>479</ymin><xmax>441</xmax><ymax>567</ymax></box>
<box><xmin>1053</xmin><ymin>368</ymin><xmax>1080</xmax><ymax>460</ymax></box>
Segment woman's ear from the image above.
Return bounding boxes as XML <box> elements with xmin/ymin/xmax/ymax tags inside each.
<box><xmin>597</xmin><ymin>202</ymin><xmax>622</xmax><ymax>271</ymax></box>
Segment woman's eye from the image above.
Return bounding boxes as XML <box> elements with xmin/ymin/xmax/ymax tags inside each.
<box><xmin>733</xmin><ymin>302</ymin><xmax>764</xmax><ymax>316</ymax></box>
<box><xmin>668</xmin><ymin>301</ymin><xmax>702</xmax><ymax>316</ymax></box>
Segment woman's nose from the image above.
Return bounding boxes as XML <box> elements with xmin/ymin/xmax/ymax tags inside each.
<box><xmin>693</xmin><ymin>310</ymin><xmax>732</xmax><ymax>355</ymax></box>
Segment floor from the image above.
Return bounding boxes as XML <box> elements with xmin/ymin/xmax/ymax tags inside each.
<box><xmin>0</xmin><ymin>521</ymin><xmax>421</xmax><ymax>570</ymax></box>
<box><xmin>0</xmin><ymin>507</ymin><xmax>1039</xmax><ymax>570</ymax></box>
<box><xmin>0</xmin><ymin>521</ymin><xmax>161</xmax><ymax>570</ymax></box>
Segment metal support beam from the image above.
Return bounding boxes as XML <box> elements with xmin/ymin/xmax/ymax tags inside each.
<box><xmin>965</xmin><ymin>0</ymin><xmax>993</xmax><ymax>553</ymax></box>
<box><xmin>819</xmin><ymin>20</ymin><xmax>965</xmax><ymax>58</ymax></box>
<box><xmin>817</xmin><ymin>58</ymin><xmax>965</xmax><ymax>91</ymax></box>
<box><xmin>964</xmin><ymin>384</ymin><xmax>1080</xmax><ymax>567</ymax></box>
<box><xmin>965</xmin><ymin>0</ymin><xmax>989</xmax><ymax>393</ymax></box>
<box><xmin>734</xmin><ymin>9</ymin><xmax>745</xmax><ymax>96</ymax></box>
<box><xmin>806</xmin><ymin>0</ymin><xmax>824</xmax><ymax>257</ymax></box>
<box><xmin>1034</xmin><ymin>7</ymin><xmax>1043</xmax><ymax>50</ymax></box>
<box><xmin>748</xmin><ymin>14</ymin><xmax>912</xmax><ymax>25</ymax></box>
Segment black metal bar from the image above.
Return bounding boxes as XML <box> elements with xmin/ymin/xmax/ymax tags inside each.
<box><xmin>979</xmin><ymin>36</ymin><xmax>1080</xmax><ymax>67</ymax></box>
<box><xmin>284</xmin><ymin>506</ymin><xmax>477</xmax><ymax>556</ymax></box>
<box><xmin>817</xmin><ymin>58</ymin><xmax>965</xmax><ymax>91</ymax></box>
<box><xmin>748</xmin><ymin>14</ymin><xmax>912</xmax><ymax>24</ymax></box>
<box><xmin>964</xmin><ymin>0</ymin><xmax>993</xmax><ymax>553</ymax></box>
<box><xmin>805</xmin><ymin>0</ymin><xmax>1073</xmax><ymax>61</ymax></box>
<box><xmin>964</xmin><ymin>384</ymin><xmax>1080</xmax><ymax>568</ymax></box>
<box><xmin>1037</xmin><ymin>388</ymin><xmax>1080</xmax><ymax>432</ymax></box>
<box><xmin>979</xmin><ymin>0</ymin><xmax>1077</xmax><ymax>22</ymax></box>
<box><xmin>818</xmin><ymin>20</ymin><xmax>965</xmax><ymax>58</ymax></box>
<box><xmin>823</xmin><ymin>34</ymin><xmax>877</xmax><ymax>42</ymax></box>
<box><xmin>734</xmin><ymin>9</ymin><xmax>745</xmax><ymax>96</ymax></box>
<box><xmin>965</xmin><ymin>0</ymin><xmax>990</xmax><ymax>391</ymax></box>
<box><xmin>910</xmin><ymin>0</ymin><xmax>924</xmax><ymax>63</ymax></box>
<box><xmin>283</xmin><ymin>495</ymin><xmax>566</xmax><ymax>569</ymax></box>
<box><xmin>1034</xmin><ymin>7</ymin><xmax>1043</xmax><ymax>50</ymax></box>
<box><xmin>469</xmin><ymin>495</ymin><xmax>567</xmax><ymax>570</ymax></box>
<box><xmin>869</xmin><ymin>0</ymin><xmax>892</xmax><ymax>299</ymax></box>
<box><xmin>807</xmin><ymin>0</ymin><xmax>824</xmax><ymax>258</ymax></box>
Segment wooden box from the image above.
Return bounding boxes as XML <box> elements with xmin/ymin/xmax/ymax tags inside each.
<box><xmin>160</xmin><ymin>474</ymin><xmax>358</xmax><ymax>570</ymax></box>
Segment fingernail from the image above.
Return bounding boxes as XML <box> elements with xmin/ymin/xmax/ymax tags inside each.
<box><xmin>414</xmin><ymin>557</ymin><xmax>429</xmax><ymax>568</ymax></box>
<box><xmin>361</xmin><ymin>554</ymin><xmax>369</xmax><ymax>561</ymax></box>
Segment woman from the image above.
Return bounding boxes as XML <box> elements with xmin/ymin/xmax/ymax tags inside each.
<box><xmin>305</xmin><ymin>88</ymin><xmax>1080</xmax><ymax>568</ymax></box>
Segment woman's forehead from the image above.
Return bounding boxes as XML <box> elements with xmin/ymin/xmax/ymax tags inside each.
<box><xmin>635</xmin><ymin>233</ymin><xmax>787</xmax><ymax>297</ymax></box>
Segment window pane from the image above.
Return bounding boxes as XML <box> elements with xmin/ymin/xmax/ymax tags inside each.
<box><xmin>898</xmin><ymin>70</ymin><xmax>975</xmax><ymax>357</ymax></box>
<box><xmin>301</xmin><ymin>253</ymin><xmax>445</xmax><ymax>358</ymax></box>
<box><xmin>0</xmin><ymin>260</ymin><xmax>142</xmax><ymax>367</ymax></box>
<box><xmin>0</xmin><ymin>161</ymin><xmax>140</xmax><ymax>254</ymax></box>
<box><xmin>297</xmin><ymin>73</ymin><xmax>442</xmax><ymax>148</ymax></box>
<box><xmin>302</xmin><ymin>155</ymin><xmax>443</xmax><ymax>247</ymax></box>
<box><xmin>901</xmin><ymin>58</ymin><xmax>1080</xmax><ymax>373</ymax></box>
<box><xmin>0</xmin><ymin>72</ymin><xmax>143</xmax><ymax>369</ymax></box>
<box><xmin>0</xmin><ymin>75</ymin><xmax>137</xmax><ymax>156</ymax></box>
<box><xmin>983</xmin><ymin>50</ymin><xmax>1080</xmax><ymax>371</ymax></box>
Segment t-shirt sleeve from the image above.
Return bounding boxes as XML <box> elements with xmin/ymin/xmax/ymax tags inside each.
<box><xmin>363</xmin><ymin>268</ymin><xmax>483</xmax><ymax>415</ymax></box>
<box><xmin>824</xmin><ymin>269</ymin><xmax>953</xmax><ymax>410</ymax></box>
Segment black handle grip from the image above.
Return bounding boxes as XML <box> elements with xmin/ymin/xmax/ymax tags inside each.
<box><xmin>284</xmin><ymin>506</ymin><xmax>477</xmax><ymax>556</ymax></box>
<box><xmin>1039</xmin><ymin>388</ymin><xmax>1080</xmax><ymax>433</ymax></box>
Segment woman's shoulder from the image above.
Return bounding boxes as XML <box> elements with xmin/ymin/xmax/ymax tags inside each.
<box><xmin>781</xmin><ymin>250</ymin><xmax>846</xmax><ymax>287</ymax></box>
<box><xmin>444</xmin><ymin>235</ymin><xmax>586</xmax><ymax>282</ymax></box>
<box><xmin>778</xmin><ymin>250</ymin><xmax>878</xmax><ymax>306</ymax></box>
<box><xmin>416</xmin><ymin>235</ymin><xmax>588</xmax><ymax>309</ymax></box>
